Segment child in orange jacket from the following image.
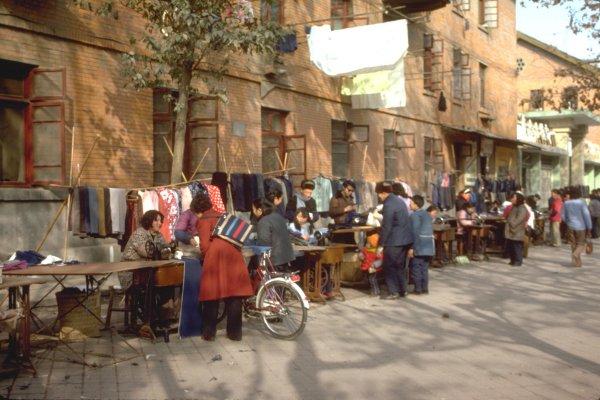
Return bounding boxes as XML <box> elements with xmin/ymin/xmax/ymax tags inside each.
<box><xmin>359</xmin><ymin>232</ymin><xmax>383</xmax><ymax>296</ymax></box>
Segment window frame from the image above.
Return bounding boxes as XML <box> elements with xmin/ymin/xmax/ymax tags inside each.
<box><xmin>479</xmin><ymin>63</ymin><xmax>487</xmax><ymax>108</ymax></box>
<box><xmin>562</xmin><ymin>86</ymin><xmax>578</xmax><ymax>110</ymax></box>
<box><xmin>529</xmin><ymin>89</ymin><xmax>544</xmax><ymax>110</ymax></box>
<box><xmin>332</xmin><ymin>119</ymin><xmax>350</xmax><ymax>178</ymax></box>
<box><xmin>423</xmin><ymin>34</ymin><xmax>434</xmax><ymax>92</ymax></box>
<box><xmin>260</xmin><ymin>0</ymin><xmax>284</xmax><ymax>24</ymax></box>
<box><xmin>331</xmin><ymin>0</ymin><xmax>353</xmax><ymax>30</ymax></box>
<box><xmin>0</xmin><ymin>66</ymin><xmax>66</xmax><ymax>187</ymax></box>
<box><xmin>261</xmin><ymin>107</ymin><xmax>288</xmax><ymax>173</ymax></box>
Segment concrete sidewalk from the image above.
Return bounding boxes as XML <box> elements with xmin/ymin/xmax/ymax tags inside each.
<box><xmin>3</xmin><ymin>242</ymin><xmax>600</xmax><ymax>400</ymax></box>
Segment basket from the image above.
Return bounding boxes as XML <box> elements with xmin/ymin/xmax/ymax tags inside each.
<box><xmin>55</xmin><ymin>289</ymin><xmax>101</xmax><ymax>341</ymax></box>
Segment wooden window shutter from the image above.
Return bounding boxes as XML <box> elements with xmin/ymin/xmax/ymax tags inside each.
<box><xmin>30</xmin><ymin>68</ymin><xmax>66</xmax><ymax>184</ymax></box>
<box><xmin>283</xmin><ymin>135</ymin><xmax>306</xmax><ymax>188</ymax></box>
<box><xmin>31</xmin><ymin>103</ymin><xmax>65</xmax><ymax>184</ymax></box>
<box><xmin>431</xmin><ymin>37</ymin><xmax>444</xmax><ymax>91</ymax></box>
<box><xmin>461</xmin><ymin>67</ymin><xmax>472</xmax><ymax>100</ymax></box>
<box><xmin>484</xmin><ymin>0</ymin><xmax>498</xmax><ymax>28</ymax></box>
<box><xmin>188</xmin><ymin>124</ymin><xmax>219</xmax><ymax>180</ymax></box>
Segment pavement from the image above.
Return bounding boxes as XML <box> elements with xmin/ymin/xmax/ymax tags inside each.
<box><xmin>3</xmin><ymin>241</ymin><xmax>600</xmax><ymax>400</ymax></box>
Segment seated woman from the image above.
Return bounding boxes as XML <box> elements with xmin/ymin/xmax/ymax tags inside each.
<box><xmin>174</xmin><ymin>195</ymin><xmax>202</xmax><ymax>246</ymax></box>
<box><xmin>256</xmin><ymin>190</ymin><xmax>296</xmax><ymax>271</ymax></box>
<box><xmin>121</xmin><ymin>210</ymin><xmax>169</xmax><ymax>288</ymax></box>
<box><xmin>456</xmin><ymin>203</ymin><xmax>477</xmax><ymax>255</ymax></box>
<box><xmin>194</xmin><ymin>194</ymin><xmax>253</xmax><ymax>342</ymax></box>
<box><xmin>288</xmin><ymin>208</ymin><xmax>313</xmax><ymax>242</ymax></box>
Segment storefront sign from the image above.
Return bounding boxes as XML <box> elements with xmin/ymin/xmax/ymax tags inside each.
<box><xmin>516</xmin><ymin>115</ymin><xmax>556</xmax><ymax>147</ymax></box>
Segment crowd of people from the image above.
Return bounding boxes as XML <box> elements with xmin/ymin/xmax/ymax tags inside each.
<box><xmin>119</xmin><ymin>176</ymin><xmax>599</xmax><ymax>342</ymax></box>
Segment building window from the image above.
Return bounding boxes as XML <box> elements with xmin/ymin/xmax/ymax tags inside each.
<box><xmin>332</xmin><ymin>120</ymin><xmax>349</xmax><ymax>177</ymax></box>
<box><xmin>530</xmin><ymin>89</ymin><xmax>544</xmax><ymax>110</ymax></box>
<box><xmin>384</xmin><ymin>129</ymin><xmax>397</xmax><ymax>180</ymax></box>
<box><xmin>478</xmin><ymin>0</ymin><xmax>485</xmax><ymax>25</ymax></box>
<box><xmin>479</xmin><ymin>63</ymin><xmax>487</xmax><ymax>108</ymax></box>
<box><xmin>453</xmin><ymin>0</ymin><xmax>470</xmax><ymax>12</ymax></box>
<box><xmin>562</xmin><ymin>86</ymin><xmax>578</xmax><ymax>110</ymax></box>
<box><xmin>452</xmin><ymin>49</ymin><xmax>471</xmax><ymax>100</ymax></box>
<box><xmin>331</xmin><ymin>0</ymin><xmax>353</xmax><ymax>30</ymax></box>
<box><xmin>153</xmin><ymin>90</ymin><xmax>218</xmax><ymax>185</ymax></box>
<box><xmin>262</xmin><ymin>108</ymin><xmax>287</xmax><ymax>173</ymax></box>
<box><xmin>261</xmin><ymin>0</ymin><xmax>282</xmax><ymax>24</ymax></box>
<box><xmin>0</xmin><ymin>61</ymin><xmax>65</xmax><ymax>186</ymax></box>
<box><xmin>423</xmin><ymin>34</ymin><xmax>434</xmax><ymax>92</ymax></box>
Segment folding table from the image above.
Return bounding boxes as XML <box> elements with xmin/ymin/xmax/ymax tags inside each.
<box><xmin>0</xmin><ymin>276</ymin><xmax>48</xmax><ymax>374</ymax></box>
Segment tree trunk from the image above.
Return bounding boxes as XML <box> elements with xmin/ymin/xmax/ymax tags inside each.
<box><xmin>170</xmin><ymin>65</ymin><xmax>193</xmax><ymax>184</ymax></box>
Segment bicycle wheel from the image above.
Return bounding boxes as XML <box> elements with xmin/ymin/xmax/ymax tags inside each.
<box><xmin>257</xmin><ymin>281</ymin><xmax>307</xmax><ymax>340</ymax></box>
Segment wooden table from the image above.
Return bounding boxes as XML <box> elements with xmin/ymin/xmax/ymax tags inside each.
<box><xmin>299</xmin><ymin>245</ymin><xmax>345</xmax><ymax>302</ymax></box>
<box><xmin>482</xmin><ymin>216</ymin><xmax>506</xmax><ymax>255</ymax></box>
<box><xmin>5</xmin><ymin>261</ymin><xmax>182</xmax><ymax>345</ymax></box>
<box><xmin>0</xmin><ymin>276</ymin><xmax>48</xmax><ymax>374</ymax></box>
<box><xmin>464</xmin><ymin>224</ymin><xmax>494</xmax><ymax>260</ymax></box>
<box><xmin>331</xmin><ymin>226</ymin><xmax>377</xmax><ymax>234</ymax></box>
<box><xmin>432</xmin><ymin>224</ymin><xmax>455</xmax><ymax>267</ymax></box>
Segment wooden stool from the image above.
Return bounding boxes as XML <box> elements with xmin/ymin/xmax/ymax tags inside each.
<box><xmin>104</xmin><ymin>285</ymin><xmax>131</xmax><ymax>330</ymax></box>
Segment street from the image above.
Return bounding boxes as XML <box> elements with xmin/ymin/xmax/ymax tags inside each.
<box><xmin>4</xmin><ymin>242</ymin><xmax>600</xmax><ymax>400</ymax></box>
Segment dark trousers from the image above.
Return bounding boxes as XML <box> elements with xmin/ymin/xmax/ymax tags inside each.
<box><xmin>202</xmin><ymin>297</ymin><xmax>243</xmax><ymax>340</ymax></box>
<box><xmin>383</xmin><ymin>246</ymin><xmax>409</xmax><ymax>295</ymax></box>
<box><xmin>410</xmin><ymin>256</ymin><xmax>430</xmax><ymax>292</ymax></box>
<box><xmin>592</xmin><ymin>217</ymin><xmax>600</xmax><ymax>239</ymax></box>
<box><xmin>506</xmin><ymin>239</ymin><xmax>524</xmax><ymax>265</ymax></box>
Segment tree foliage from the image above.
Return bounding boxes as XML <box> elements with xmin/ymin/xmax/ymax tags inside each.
<box><xmin>521</xmin><ymin>0</ymin><xmax>599</xmax><ymax>111</ymax></box>
<box><xmin>79</xmin><ymin>0</ymin><xmax>287</xmax><ymax>183</ymax></box>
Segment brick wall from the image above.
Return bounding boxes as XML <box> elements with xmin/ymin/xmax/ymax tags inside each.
<box><xmin>0</xmin><ymin>0</ymin><xmax>519</xmax><ymax>193</ymax></box>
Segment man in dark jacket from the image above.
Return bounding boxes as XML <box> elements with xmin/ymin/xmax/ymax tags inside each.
<box><xmin>376</xmin><ymin>181</ymin><xmax>413</xmax><ymax>299</ymax></box>
<box><xmin>329</xmin><ymin>180</ymin><xmax>357</xmax><ymax>224</ymax></box>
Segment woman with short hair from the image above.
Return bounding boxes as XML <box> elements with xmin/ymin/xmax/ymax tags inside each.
<box><xmin>194</xmin><ymin>194</ymin><xmax>253</xmax><ymax>341</ymax></box>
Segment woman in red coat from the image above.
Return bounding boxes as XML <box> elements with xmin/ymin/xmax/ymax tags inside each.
<box><xmin>194</xmin><ymin>195</ymin><xmax>253</xmax><ymax>341</ymax></box>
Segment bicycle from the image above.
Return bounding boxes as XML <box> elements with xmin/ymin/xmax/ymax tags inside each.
<box><xmin>217</xmin><ymin>246</ymin><xmax>309</xmax><ymax>340</ymax></box>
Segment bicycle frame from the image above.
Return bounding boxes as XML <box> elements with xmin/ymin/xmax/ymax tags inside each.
<box><xmin>252</xmin><ymin>250</ymin><xmax>310</xmax><ymax>311</ymax></box>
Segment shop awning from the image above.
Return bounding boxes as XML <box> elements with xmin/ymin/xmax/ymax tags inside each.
<box><xmin>441</xmin><ymin>124</ymin><xmax>504</xmax><ymax>140</ymax></box>
<box><xmin>519</xmin><ymin>141</ymin><xmax>569</xmax><ymax>156</ymax></box>
<box><xmin>524</xmin><ymin>110</ymin><xmax>600</xmax><ymax>128</ymax></box>
<box><xmin>385</xmin><ymin>0</ymin><xmax>449</xmax><ymax>13</ymax></box>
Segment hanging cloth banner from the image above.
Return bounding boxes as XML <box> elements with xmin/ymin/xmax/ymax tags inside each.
<box><xmin>341</xmin><ymin>59</ymin><xmax>406</xmax><ymax>109</ymax></box>
<box><xmin>307</xmin><ymin>20</ymin><xmax>408</xmax><ymax>77</ymax></box>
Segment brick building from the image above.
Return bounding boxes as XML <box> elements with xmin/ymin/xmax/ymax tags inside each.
<box><xmin>0</xmin><ymin>0</ymin><xmax>519</xmax><ymax>259</ymax></box>
<box><xmin>516</xmin><ymin>32</ymin><xmax>600</xmax><ymax>196</ymax></box>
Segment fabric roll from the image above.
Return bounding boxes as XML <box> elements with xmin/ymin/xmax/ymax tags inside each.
<box><xmin>313</xmin><ymin>176</ymin><xmax>333</xmax><ymax>212</ymax></box>
<box><xmin>88</xmin><ymin>187</ymin><xmax>99</xmax><ymax>235</ymax></box>
<box><xmin>243</xmin><ymin>174</ymin><xmax>254</xmax><ymax>212</ymax></box>
<box><xmin>141</xmin><ymin>190</ymin><xmax>159</xmax><ymax>213</ymax></box>
<box><xmin>205</xmin><ymin>184</ymin><xmax>226</xmax><ymax>213</ymax></box>
<box><xmin>121</xmin><ymin>192</ymin><xmax>141</xmax><ymax>251</ymax></box>
<box><xmin>231</xmin><ymin>173</ymin><xmax>246</xmax><ymax>211</ymax></box>
<box><xmin>256</xmin><ymin>174</ymin><xmax>265</xmax><ymax>199</ymax></box>
<box><xmin>211</xmin><ymin>172</ymin><xmax>229</xmax><ymax>207</ymax></box>
<box><xmin>181</xmin><ymin>187</ymin><xmax>193</xmax><ymax>211</ymax></box>
<box><xmin>103</xmin><ymin>188</ymin><xmax>112</xmax><ymax>235</ymax></box>
<box><xmin>157</xmin><ymin>188</ymin><xmax>179</xmax><ymax>242</ymax></box>
<box><xmin>70</xmin><ymin>187</ymin><xmax>81</xmax><ymax>234</ymax></box>
<box><xmin>80</xmin><ymin>187</ymin><xmax>90</xmax><ymax>234</ymax></box>
<box><xmin>97</xmin><ymin>188</ymin><xmax>106</xmax><ymax>236</ymax></box>
<box><xmin>109</xmin><ymin>188</ymin><xmax>127</xmax><ymax>234</ymax></box>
